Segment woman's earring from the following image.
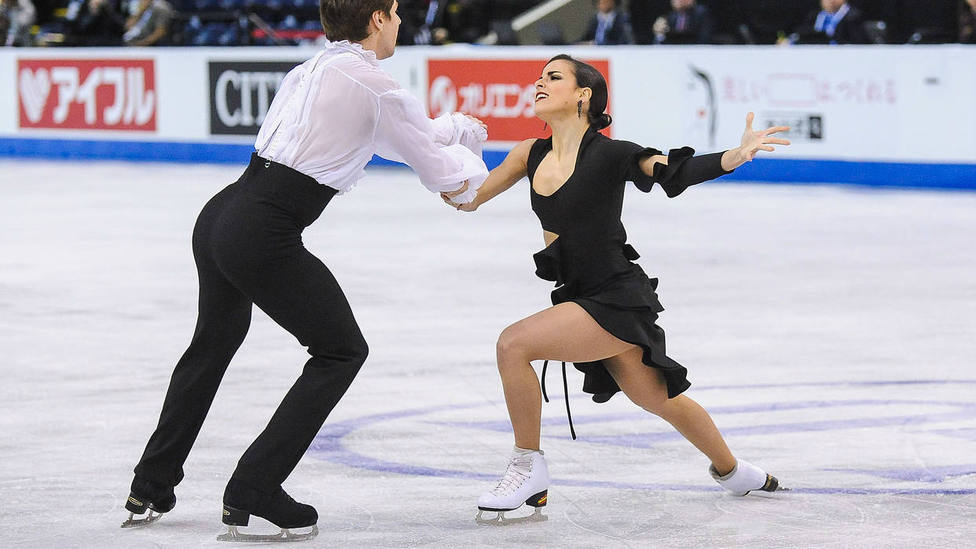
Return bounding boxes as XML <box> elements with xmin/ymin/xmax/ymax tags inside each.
<box><xmin>577</xmin><ymin>100</ymin><xmax>582</xmax><ymax>118</ymax></box>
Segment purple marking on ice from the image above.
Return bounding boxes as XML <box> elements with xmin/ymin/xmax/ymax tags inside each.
<box><xmin>928</xmin><ymin>428</ymin><xmax>976</xmax><ymax>441</ymax></box>
<box><xmin>826</xmin><ymin>465</ymin><xmax>976</xmax><ymax>482</ymax></box>
<box><xmin>426</xmin><ymin>398</ymin><xmax>976</xmax><ymax>437</ymax></box>
<box><xmin>696</xmin><ymin>379</ymin><xmax>976</xmax><ymax>391</ymax></box>
<box><xmin>307</xmin><ymin>381</ymin><xmax>976</xmax><ymax>496</ymax></box>
<box><xmin>575</xmin><ymin>408</ymin><xmax>976</xmax><ymax>449</ymax></box>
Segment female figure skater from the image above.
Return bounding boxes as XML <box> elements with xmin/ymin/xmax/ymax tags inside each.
<box><xmin>442</xmin><ymin>55</ymin><xmax>791</xmax><ymax>518</ymax></box>
<box><xmin>123</xmin><ymin>0</ymin><xmax>488</xmax><ymax>540</ymax></box>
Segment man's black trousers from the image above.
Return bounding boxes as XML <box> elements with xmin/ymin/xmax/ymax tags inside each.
<box><xmin>134</xmin><ymin>154</ymin><xmax>367</xmax><ymax>494</ymax></box>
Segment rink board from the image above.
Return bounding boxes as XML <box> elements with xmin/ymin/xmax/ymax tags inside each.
<box><xmin>2</xmin><ymin>45</ymin><xmax>975</xmax><ymax>190</ymax></box>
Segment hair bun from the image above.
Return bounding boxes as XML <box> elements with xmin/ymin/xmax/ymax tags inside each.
<box><xmin>595</xmin><ymin>113</ymin><xmax>612</xmax><ymax>130</ymax></box>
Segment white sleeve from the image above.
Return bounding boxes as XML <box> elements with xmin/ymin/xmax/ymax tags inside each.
<box><xmin>374</xmin><ymin>90</ymin><xmax>487</xmax><ymax>203</ymax></box>
<box><xmin>430</xmin><ymin>112</ymin><xmax>488</xmax><ymax>149</ymax></box>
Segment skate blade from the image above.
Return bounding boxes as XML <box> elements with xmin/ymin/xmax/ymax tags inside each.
<box><xmin>121</xmin><ymin>510</ymin><xmax>162</xmax><ymax>528</ymax></box>
<box><xmin>217</xmin><ymin>524</ymin><xmax>319</xmax><ymax>542</ymax></box>
<box><xmin>475</xmin><ymin>507</ymin><xmax>547</xmax><ymax>526</ymax></box>
<box><xmin>758</xmin><ymin>474</ymin><xmax>790</xmax><ymax>494</ymax></box>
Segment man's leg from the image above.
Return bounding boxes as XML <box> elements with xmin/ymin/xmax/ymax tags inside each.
<box><xmin>224</xmin><ymin>248</ymin><xmax>367</xmax><ymax>494</ymax></box>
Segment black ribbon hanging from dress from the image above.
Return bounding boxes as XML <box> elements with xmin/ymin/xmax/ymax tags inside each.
<box><xmin>541</xmin><ymin>360</ymin><xmax>577</xmax><ymax>440</ymax></box>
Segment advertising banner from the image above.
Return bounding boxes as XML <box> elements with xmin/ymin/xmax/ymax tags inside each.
<box><xmin>18</xmin><ymin>58</ymin><xmax>157</xmax><ymax>132</ymax></box>
<box><xmin>208</xmin><ymin>60</ymin><xmax>302</xmax><ymax>136</ymax></box>
<box><xmin>427</xmin><ymin>58</ymin><xmax>611</xmax><ymax>142</ymax></box>
<box><xmin>671</xmin><ymin>50</ymin><xmax>902</xmax><ymax>159</ymax></box>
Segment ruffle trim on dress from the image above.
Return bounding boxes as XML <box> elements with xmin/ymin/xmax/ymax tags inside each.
<box><xmin>622</xmin><ymin>243</ymin><xmax>640</xmax><ymax>261</ymax></box>
<box><xmin>631</xmin><ymin>146</ymin><xmax>696</xmax><ymax>198</ymax></box>
<box><xmin>533</xmin><ymin>242</ymin><xmax>643</xmax><ymax>285</ymax></box>
<box><xmin>532</xmin><ymin>238</ymin><xmax>564</xmax><ymax>285</ymax></box>
<box><xmin>572</xmin><ymin>304</ymin><xmax>691</xmax><ymax>402</ymax></box>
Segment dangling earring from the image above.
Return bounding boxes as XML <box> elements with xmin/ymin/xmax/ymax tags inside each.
<box><xmin>577</xmin><ymin>100</ymin><xmax>582</xmax><ymax>118</ymax></box>
<box><xmin>543</xmin><ymin>122</ymin><xmax>548</xmax><ymax>131</ymax></box>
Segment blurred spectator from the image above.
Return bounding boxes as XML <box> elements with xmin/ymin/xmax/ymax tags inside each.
<box><xmin>1</xmin><ymin>0</ymin><xmax>35</xmax><ymax>46</ymax></box>
<box><xmin>652</xmin><ymin>0</ymin><xmax>713</xmax><ymax>44</ymax></box>
<box><xmin>399</xmin><ymin>0</ymin><xmax>451</xmax><ymax>45</ymax></box>
<box><xmin>579</xmin><ymin>0</ymin><xmax>633</xmax><ymax>45</ymax></box>
<box><xmin>122</xmin><ymin>0</ymin><xmax>172</xmax><ymax>46</ymax></box>
<box><xmin>446</xmin><ymin>0</ymin><xmax>491</xmax><ymax>43</ymax></box>
<box><xmin>788</xmin><ymin>0</ymin><xmax>868</xmax><ymax>45</ymax></box>
<box><xmin>961</xmin><ymin>0</ymin><xmax>976</xmax><ymax>43</ymax></box>
<box><xmin>65</xmin><ymin>0</ymin><xmax>126</xmax><ymax>46</ymax></box>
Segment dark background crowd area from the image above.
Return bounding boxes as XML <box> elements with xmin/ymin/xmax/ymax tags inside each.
<box><xmin>3</xmin><ymin>0</ymin><xmax>975</xmax><ymax>47</ymax></box>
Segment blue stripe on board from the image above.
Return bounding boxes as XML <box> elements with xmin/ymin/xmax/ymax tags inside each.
<box><xmin>1</xmin><ymin>137</ymin><xmax>974</xmax><ymax>191</ymax></box>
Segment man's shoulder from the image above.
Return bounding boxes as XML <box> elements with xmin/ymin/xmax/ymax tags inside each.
<box><xmin>326</xmin><ymin>54</ymin><xmax>401</xmax><ymax>96</ymax></box>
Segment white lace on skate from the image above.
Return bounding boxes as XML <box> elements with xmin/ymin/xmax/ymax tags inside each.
<box><xmin>488</xmin><ymin>453</ymin><xmax>533</xmax><ymax>498</ymax></box>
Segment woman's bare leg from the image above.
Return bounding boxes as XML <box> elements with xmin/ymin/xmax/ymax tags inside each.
<box><xmin>603</xmin><ymin>348</ymin><xmax>737</xmax><ymax>475</ymax></box>
<box><xmin>495</xmin><ymin>302</ymin><xmax>635</xmax><ymax>450</ymax></box>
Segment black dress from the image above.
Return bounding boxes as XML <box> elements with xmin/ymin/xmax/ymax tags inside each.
<box><xmin>527</xmin><ymin>127</ymin><xmax>731</xmax><ymax>402</ymax></box>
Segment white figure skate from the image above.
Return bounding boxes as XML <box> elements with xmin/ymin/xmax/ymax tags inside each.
<box><xmin>476</xmin><ymin>447</ymin><xmax>550</xmax><ymax>525</ymax></box>
<box><xmin>710</xmin><ymin>459</ymin><xmax>788</xmax><ymax>496</ymax></box>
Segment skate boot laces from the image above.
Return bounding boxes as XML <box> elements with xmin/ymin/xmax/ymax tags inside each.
<box><xmin>490</xmin><ymin>454</ymin><xmax>534</xmax><ymax>496</ymax></box>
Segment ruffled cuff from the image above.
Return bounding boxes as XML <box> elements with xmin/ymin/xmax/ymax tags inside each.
<box><xmin>627</xmin><ymin>147</ymin><xmax>665</xmax><ymax>192</ymax></box>
<box><xmin>439</xmin><ymin>143</ymin><xmax>487</xmax><ymax>204</ymax></box>
<box><xmin>659</xmin><ymin>150</ymin><xmax>732</xmax><ymax>198</ymax></box>
<box><xmin>450</xmin><ymin>112</ymin><xmax>488</xmax><ymax>144</ymax></box>
<box><xmin>431</xmin><ymin>113</ymin><xmax>488</xmax><ymax>149</ymax></box>
<box><xmin>430</xmin><ymin>114</ymin><xmax>457</xmax><ymax>146</ymax></box>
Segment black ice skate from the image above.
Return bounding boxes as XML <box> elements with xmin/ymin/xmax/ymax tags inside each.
<box><xmin>121</xmin><ymin>477</ymin><xmax>176</xmax><ymax>528</ymax></box>
<box><xmin>217</xmin><ymin>478</ymin><xmax>318</xmax><ymax>542</ymax></box>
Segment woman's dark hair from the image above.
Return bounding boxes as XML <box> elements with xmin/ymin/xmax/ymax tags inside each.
<box><xmin>547</xmin><ymin>54</ymin><xmax>612</xmax><ymax>130</ymax></box>
<box><xmin>319</xmin><ymin>0</ymin><xmax>394</xmax><ymax>42</ymax></box>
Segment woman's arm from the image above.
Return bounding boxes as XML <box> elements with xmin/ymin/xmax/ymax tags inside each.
<box><xmin>442</xmin><ymin>138</ymin><xmax>535</xmax><ymax>212</ymax></box>
<box><xmin>638</xmin><ymin>112</ymin><xmax>789</xmax><ymax>176</ymax></box>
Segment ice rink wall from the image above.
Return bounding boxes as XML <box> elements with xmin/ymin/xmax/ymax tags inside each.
<box><xmin>2</xmin><ymin>45</ymin><xmax>974</xmax><ymax>190</ymax></box>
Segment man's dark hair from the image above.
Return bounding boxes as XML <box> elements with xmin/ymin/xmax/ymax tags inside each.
<box><xmin>319</xmin><ymin>0</ymin><xmax>394</xmax><ymax>42</ymax></box>
<box><xmin>547</xmin><ymin>54</ymin><xmax>613</xmax><ymax>130</ymax></box>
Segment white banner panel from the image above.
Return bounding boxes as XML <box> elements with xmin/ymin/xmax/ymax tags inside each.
<box><xmin>1</xmin><ymin>45</ymin><xmax>974</xmax><ymax>186</ymax></box>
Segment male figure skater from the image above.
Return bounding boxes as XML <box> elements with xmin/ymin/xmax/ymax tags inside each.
<box><xmin>122</xmin><ymin>0</ymin><xmax>487</xmax><ymax>541</ymax></box>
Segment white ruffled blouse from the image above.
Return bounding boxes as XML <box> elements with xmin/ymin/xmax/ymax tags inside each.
<box><xmin>254</xmin><ymin>39</ymin><xmax>487</xmax><ymax>204</ymax></box>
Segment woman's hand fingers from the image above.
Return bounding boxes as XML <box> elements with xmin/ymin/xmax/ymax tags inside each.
<box><xmin>442</xmin><ymin>180</ymin><xmax>470</xmax><ymax>199</ymax></box>
<box><xmin>761</xmin><ymin>126</ymin><xmax>791</xmax><ymax>136</ymax></box>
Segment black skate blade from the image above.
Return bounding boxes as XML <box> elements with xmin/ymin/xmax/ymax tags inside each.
<box><xmin>121</xmin><ymin>510</ymin><xmax>162</xmax><ymax>528</ymax></box>
<box><xmin>760</xmin><ymin>474</ymin><xmax>790</xmax><ymax>493</ymax></box>
<box><xmin>745</xmin><ymin>475</ymin><xmax>790</xmax><ymax>497</ymax></box>
<box><xmin>475</xmin><ymin>507</ymin><xmax>547</xmax><ymax>526</ymax></box>
<box><xmin>217</xmin><ymin>524</ymin><xmax>318</xmax><ymax>542</ymax></box>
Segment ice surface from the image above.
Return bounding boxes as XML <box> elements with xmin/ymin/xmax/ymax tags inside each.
<box><xmin>0</xmin><ymin>159</ymin><xmax>974</xmax><ymax>548</ymax></box>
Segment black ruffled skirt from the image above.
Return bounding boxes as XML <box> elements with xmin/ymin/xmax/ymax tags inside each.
<box><xmin>534</xmin><ymin>242</ymin><xmax>691</xmax><ymax>402</ymax></box>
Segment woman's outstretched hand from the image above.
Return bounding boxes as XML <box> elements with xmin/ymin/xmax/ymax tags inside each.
<box><xmin>722</xmin><ymin>112</ymin><xmax>791</xmax><ymax>171</ymax></box>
